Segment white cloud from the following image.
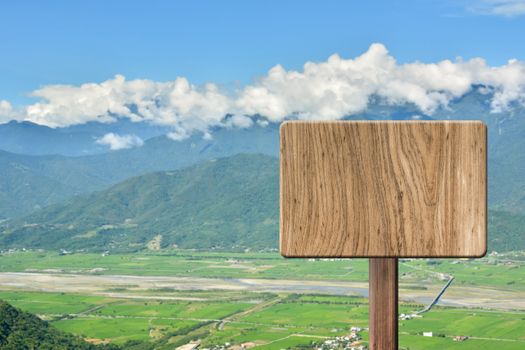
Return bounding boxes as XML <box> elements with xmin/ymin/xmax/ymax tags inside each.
<box><xmin>95</xmin><ymin>133</ymin><xmax>144</xmax><ymax>150</ymax></box>
<box><xmin>236</xmin><ymin>43</ymin><xmax>525</xmax><ymax>118</ymax></box>
<box><xmin>25</xmin><ymin>75</ymin><xmax>233</xmax><ymax>137</ymax></box>
<box><xmin>225</xmin><ymin>114</ymin><xmax>254</xmax><ymax>129</ymax></box>
<box><xmin>257</xmin><ymin>119</ymin><xmax>269</xmax><ymax>127</ymax></box>
<box><xmin>2</xmin><ymin>43</ymin><xmax>525</xmax><ymax>139</ymax></box>
<box><xmin>468</xmin><ymin>0</ymin><xmax>525</xmax><ymax>17</ymax></box>
<box><xmin>0</xmin><ymin>100</ymin><xmax>19</xmax><ymax>123</ymax></box>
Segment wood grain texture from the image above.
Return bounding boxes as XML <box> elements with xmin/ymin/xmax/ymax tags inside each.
<box><xmin>369</xmin><ymin>258</ymin><xmax>398</xmax><ymax>350</ymax></box>
<box><xmin>280</xmin><ymin>121</ymin><xmax>487</xmax><ymax>258</ymax></box>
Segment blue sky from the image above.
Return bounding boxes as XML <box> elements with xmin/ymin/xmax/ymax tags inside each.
<box><xmin>1</xmin><ymin>0</ymin><xmax>525</xmax><ymax>106</ymax></box>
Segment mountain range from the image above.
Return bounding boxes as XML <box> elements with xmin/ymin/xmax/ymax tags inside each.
<box><xmin>1</xmin><ymin>154</ymin><xmax>278</xmax><ymax>251</ymax></box>
<box><xmin>0</xmin><ymin>123</ymin><xmax>278</xmax><ymax>219</ymax></box>
<box><xmin>1</xmin><ymin>153</ymin><xmax>523</xmax><ymax>253</ymax></box>
<box><xmin>0</xmin><ymin>119</ymin><xmax>171</xmax><ymax>156</ymax></box>
<box><xmin>0</xmin><ymin>89</ymin><xmax>524</xmax><ymax>252</ymax></box>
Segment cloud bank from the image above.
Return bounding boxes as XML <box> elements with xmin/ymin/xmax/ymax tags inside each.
<box><xmin>2</xmin><ymin>43</ymin><xmax>525</xmax><ymax>139</ymax></box>
<box><xmin>95</xmin><ymin>133</ymin><xmax>144</xmax><ymax>150</ymax></box>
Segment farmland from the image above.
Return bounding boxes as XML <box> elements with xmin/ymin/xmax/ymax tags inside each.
<box><xmin>0</xmin><ymin>250</ymin><xmax>524</xmax><ymax>349</ymax></box>
<box><xmin>0</xmin><ymin>250</ymin><xmax>524</xmax><ymax>289</ymax></box>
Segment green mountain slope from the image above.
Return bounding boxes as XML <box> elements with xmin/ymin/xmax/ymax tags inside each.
<box><xmin>0</xmin><ymin>152</ymin><xmax>79</xmax><ymax>218</ymax></box>
<box><xmin>1</xmin><ymin>154</ymin><xmax>279</xmax><ymax>251</ymax></box>
<box><xmin>0</xmin><ymin>123</ymin><xmax>279</xmax><ymax>219</ymax></box>
<box><xmin>2</xmin><ymin>91</ymin><xmax>525</xmax><ymax>220</ymax></box>
<box><xmin>488</xmin><ymin>210</ymin><xmax>525</xmax><ymax>253</ymax></box>
<box><xmin>0</xmin><ymin>300</ymin><xmax>118</xmax><ymax>350</ymax></box>
<box><xmin>1</xmin><ymin>153</ymin><xmax>523</xmax><ymax>252</ymax></box>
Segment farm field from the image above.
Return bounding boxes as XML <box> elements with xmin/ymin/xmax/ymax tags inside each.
<box><xmin>0</xmin><ymin>290</ymin><xmax>523</xmax><ymax>349</ymax></box>
<box><xmin>0</xmin><ymin>250</ymin><xmax>524</xmax><ymax>349</ymax></box>
<box><xmin>0</xmin><ymin>250</ymin><xmax>524</xmax><ymax>290</ymax></box>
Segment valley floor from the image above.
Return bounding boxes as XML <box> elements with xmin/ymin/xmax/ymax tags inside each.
<box><xmin>0</xmin><ymin>250</ymin><xmax>523</xmax><ymax>349</ymax></box>
<box><xmin>0</xmin><ymin>271</ymin><xmax>523</xmax><ymax>310</ymax></box>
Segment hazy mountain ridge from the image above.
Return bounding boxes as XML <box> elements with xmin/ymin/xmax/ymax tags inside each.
<box><xmin>1</xmin><ymin>90</ymin><xmax>524</xmax><ymax>220</ymax></box>
<box><xmin>0</xmin><ymin>159</ymin><xmax>75</xmax><ymax>219</ymax></box>
<box><xmin>0</xmin><ymin>123</ymin><xmax>279</xmax><ymax>219</ymax></box>
<box><xmin>0</xmin><ymin>119</ymin><xmax>171</xmax><ymax>156</ymax></box>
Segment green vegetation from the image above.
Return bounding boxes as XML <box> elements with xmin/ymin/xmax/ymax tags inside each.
<box><xmin>95</xmin><ymin>301</ymin><xmax>252</xmax><ymax>320</ymax></box>
<box><xmin>400</xmin><ymin>256</ymin><xmax>525</xmax><ymax>290</ymax></box>
<box><xmin>2</xmin><ymin>95</ymin><xmax>525</xmax><ymax>221</ymax></box>
<box><xmin>0</xmin><ymin>93</ymin><xmax>524</xmax><ymax>350</ymax></box>
<box><xmin>0</xmin><ymin>124</ymin><xmax>279</xmax><ymax>219</ymax></box>
<box><xmin>2</xmin><ymin>153</ymin><xmax>524</xmax><ymax>252</ymax></box>
<box><xmin>1</xmin><ymin>289</ymin><xmax>524</xmax><ymax>350</ymax></box>
<box><xmin>0</xmin><ymin>290</ymin><xmax>258</xmax><ymax>349</ymax></box>
<box><xmin>488</xmin><ymin>210</ymin><xmax>525</xmax><ymax>252</ymax></box>
<box><xmin>0</xmin><ymin>150</ymin><xmax>80</xmax><ymax>220</ymax></box>
<box><xmin>0</xmin><ymin>250</ymin><xmax>523</xmax><ymax>290</ymax></box>
<box><xmin>0</xmin><ymin>300</ymin><xmax>119</xmax><ymax>350</ymax></box>
<box><xmin>53</xmin><ymin>318</ymin><xmax>155</xmax><ymax>343</ymax></box>
<box><xmin>0</xmin><ymin>291</ymin><xmax>110</xmax><ymax>315</ymax></box>
<box><xmin>1</xmin><ymin>154</ymin><xmax>279</xmax><ymax>251</ymax></box>
<box><xmin>241</xmin><ymin>300</ymin><xmax>369</xmax><ymax>329</ymax></box>
<box><xmin>0</xmin><ymin>251</ymin><xmax>523</xmax><ymax>349</ymax></box>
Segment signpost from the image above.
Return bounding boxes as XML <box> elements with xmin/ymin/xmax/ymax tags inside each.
<box><xmin>280</xmin><ymin>121</ymin><xmax>487</xmax><ymax>350</ymax></box>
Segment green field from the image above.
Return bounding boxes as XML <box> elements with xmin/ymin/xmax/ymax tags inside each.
<box><xmin>1</xmin><ymin>250</ymin><xmax>524</xmax><ymax>290</ymax></box>
<box><xmin>0</xmin><ymin>250</ymin><xmax>524</xmax><ymax>349</ymax></box>
<box><xmin>0</xmin><ymin>290</ymin><xmax>523</xmax><ymax>349</ymax></box>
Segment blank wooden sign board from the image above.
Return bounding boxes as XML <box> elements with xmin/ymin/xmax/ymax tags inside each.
<box><xmin>280</xmin><ymin>121</ymin><xmax>487</xmax><ymax>350</ymax></box>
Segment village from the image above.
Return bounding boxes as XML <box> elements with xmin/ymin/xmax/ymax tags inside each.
<box><xmin>176</xmin><ymin>326</ymin><xmax>368</xmax><ymax>350</ymax></box>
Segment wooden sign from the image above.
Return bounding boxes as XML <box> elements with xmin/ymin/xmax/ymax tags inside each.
<box><xmin>280</xmin><ymin>120</ymin><xmax>487</xmax><ymax>258</ymax></box>
<box><xmin>279</xmin><ymin>120</ymin><xmax>487</xmax><ymax>350</ymax></box>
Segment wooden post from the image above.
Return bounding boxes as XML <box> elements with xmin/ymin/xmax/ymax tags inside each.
<box><xmin>369</xmin><ymin>258</ymin><xmax>398</xmax><ymax>350</ymax></box>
